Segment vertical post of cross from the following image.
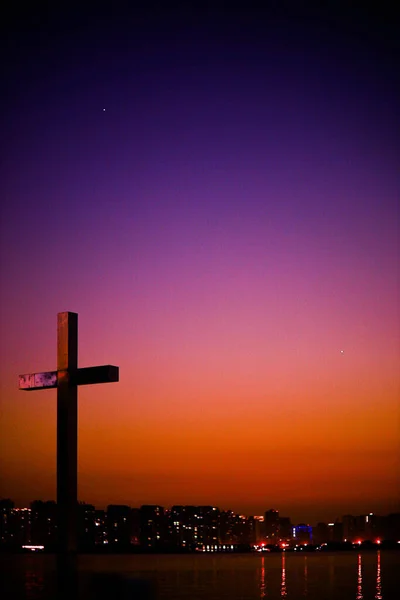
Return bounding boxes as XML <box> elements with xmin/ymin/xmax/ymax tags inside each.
<box><xmin>57</xmin><ymin>311</ymin><xmax>78</xmax><ymax>554</ymax></box>
<box><xmin>18</xmin><ymin>310</ymin><xmax>119</xmax><ymax>597</ymax></box>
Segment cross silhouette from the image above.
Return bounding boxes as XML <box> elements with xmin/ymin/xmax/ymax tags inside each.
<box><xmin>19</xmin><ymin>312</ymin><xmax>119</xmax><ymax>554</ymax></box>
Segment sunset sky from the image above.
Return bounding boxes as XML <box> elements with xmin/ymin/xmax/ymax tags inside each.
<box><xmin>0</xmin><ymin>2</ymin><xmax>399</xmax><ymax>524</ymax></box>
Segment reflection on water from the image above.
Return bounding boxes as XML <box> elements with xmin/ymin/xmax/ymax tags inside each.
<box><xmin>24</xmin><ymin>569</ymin><xmax>44</xmax><ymax>599</ymax></box>
<box><xmin>0</xmin><ymin>550</ymin><xmax>396</xmax><ymax>600</ymax></box>
<box><xmin>303</xmin><ymin>556</ymin><xmax>307</xmax><ymax>597</ymax></box>
<box><xmin>329</xmin><ymin>558</ymin><xmax>334</xmax><ymax>591</ymax></box>
<box><xmin>375</xmin><ymin>550</ymin><xmax>382</xmax><ymax>600</ymax></box>
<box><xmin>260</xmin><ymin>556</ymin><xmax>266</xmax><ymax>598</ymax></box>
<box><xmin>356</xmin><ymin>554</ymin><xmax>363</xmax><ymax>600</ymax></box>
<box><xmin>281</xmin><ymin>552</ymin><xmax>287</xmax><ymax>598</ymax></box>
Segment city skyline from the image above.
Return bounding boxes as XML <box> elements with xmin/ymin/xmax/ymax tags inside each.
<box><xmin>2</xmin><ymin>496</ymin><xmax>398</xmax><ymax>529</ymax></box>
<box><xmin>1</xmin><ymin>3</ymin><xmax>399</xmax><ymax>525</ymax></box>
<box><xmin>2</xmin><ymin>497</ymin><xmax>399</xmax><ymax>552</ymax></box>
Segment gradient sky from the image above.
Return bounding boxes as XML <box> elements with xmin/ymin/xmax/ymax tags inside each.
<box><xmin>0</xmin><ymin>2</ymin><xmax>399</xmax><ymax>524</ymax></box>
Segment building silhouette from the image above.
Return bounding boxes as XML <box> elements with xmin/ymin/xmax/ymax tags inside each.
<box><xmin>293</xmin><ymin>524</ymin><xmax>313</xmax><ymax>543</ymax></box>
<box><xmin>314</xmin><ymin>522</ymin><xmax>329</xmax><ymax>545</ymax></box>
<box><xmin>107</xmin><ymin>505</ymin><xmax>132</xmax><ymax>547</ymax></box>
<box><xmin>30</xmin><ymin>501</ymin><xmax>57</xmax><ymax>547</ymax></box>
<box><xmin>278</xmin><ymin>517</ymin><xmax>292</xmax><ymax>541</ymax></box>
<box><xmin>77</xmin><ymin>503</ymin><xmax>96</xmax><ymax>548</ymax></box>
<box><xmin>139</xmin><ymin>505</ymin><xmax>165</xmax><ymax>548</ymax></box>
<box><xmin>253</xmin><ymin>515</ymin><xmax>265</xmax><ymax>544</ymax></box>
<box><xmin>169</xmin><ymin>505</ymin><xmax>199</xmax><ymax>547</ymax></box>
<box><xmin>2</xmin><ymin>497</ymin><xmax>399</xmax><ymax>550</ymax></box>
<box><xmin>264</xmin><ymin>509</ymin><xmax>280</xmax><ymax>543</ymax></box>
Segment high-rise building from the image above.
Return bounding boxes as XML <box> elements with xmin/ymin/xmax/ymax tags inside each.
<box><xmin>314</xmin><ymin>522</ymin><xmax>329</xmax><ymax>544</ymax></box>
<box><xmin>140</xmin><ymin>505</ymin><xmax>165</xmax><ymax>548</ymax></box>
<box><xmin>0</xmin><ymin>501</ymin><xmax>32</xmax><ymax>548</ymax></box>
<box><xmin>342</xmin><ymin>515</ymin><xmax>356</xmax><ymax>542</ymax></box>
<box><xmin>107</xmin><ymin>505</ymin><xmax>132</xmax><ymax>546</ymax></box>
<box><xmin>342</xmin><ymin>513</ymin><xmax>385</xmax><ymax>543</ymax></box>
<box><xmin>264</xmin><ymin>509</ymin><xmax>280</xmax><ymax>543</ymax></box>
<box><xmin>327</xmin><ymin>521</ymin><xmax>343</xmax><ymax>543</ymax></box>
<box><xmin>30</xmin><ymin>500</ymin><xmax>57</xmax><ymax>547</ymax></box>
<box><xmin>168</xmin><ymin>505</ymin><xmax>205</xmax><ymax>548</ymax></box>
<box><xmin>77</xmin><ymin>503</ymin><xmax>96</xmax><ymax>548</ymax></box>
<box><xmin>293</xmin><ymin>524</ymin><xmax>313</xmax><ymax>543</ymax></box>
<box><xmin>254</xmin><ymin>516</ymin><xmax>265</xmax><ymax>544</ymax></box>
<box><xmin>93</xmin><ymin>509</ymin><xmax>107</xmax><ymax>545</ymax></box>
<box><xmin>384</xmin><ymin>513</ymin><xmax>400</xmax><ymax>541</ymax></box>
<box><xmin>14</xmin><ymin>508</ymin><xmax>32</xmax><ymax>546</ymax></box>
<box><xmin>196</xmin><ymin>506</ymin><xmax>220</xmax><ymax>545</ymax></box>
<box><xmin>278</xmin><ymin>517</ymin><xmax>292</xmax><ymax>541</ymax></box>
<box><xmin>230</xmin><ymin>514</ymin><xmax>255</xmax><ymax>545</ymax></box>
<box><xmin>130</xmin><ymin>508</ymin><xmax>140</xmax><ymax>545</ymax></box>
<box><xmin>364</xmin><ymin>513</ymin><xmax>382</xmax><ymax>541</ymax></box>
<box><xmin>0</xmin><ymin>499</ymin><xmax>15</xmax><ymax>546</ymax></box>
<box><xmin>219</xmin><ymin>510</ymin><xmax>234</xmax><ymax>544</ymax></box>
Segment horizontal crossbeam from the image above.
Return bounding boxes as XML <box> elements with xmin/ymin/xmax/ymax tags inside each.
<box><xmin>73</xmin><ymin>365</ymin><xmax>119</xmax><ymax>386</ymax></box>
<box><xmin>19</xmin><ymin>371</ymin><xmax>57</xmax><ymax>390</ymax></box>
<box><xmin>19</xmin><ymin>365</ymin><xmax>119</xmax><ymax>391</ymax></box>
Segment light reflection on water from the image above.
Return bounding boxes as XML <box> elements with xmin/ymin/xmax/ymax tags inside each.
<box><xmin>357</xmin><ymin>553</ymin><xmax>363</xmax><ymax>600</ymax></box>
<box><xmin>24</xmin><ymin>570</ymin><xmax>44</xmax><ymax>598</ymax></box>
<box><xmin>260</xmin><ymin>556</ymin><xmax>266</xmax><ymax>598</ymax></box>
<box><xmin>0</xmin><ymin>550</ymin><xmax>397</xmax><ymax>599</ymax></box>
<box><xmin>375</xmin><ymin>550</ymin><xmax>382</xmax><ymax>600</ymax></box>
<box><xmin>281</xmin><ymin>552</ymin><xmax>287</xmax><ymax>598</ymax></box>
<box><xmin>303</xmin><ymin>556</ymin><xmax>307</xmax><ymax>597</ymax></box>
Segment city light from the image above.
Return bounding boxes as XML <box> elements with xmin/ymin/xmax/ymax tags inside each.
<box><xmin>1</xmin><ymin>502</ymin><xmax>399</xmax><ymax>551</ymax></box>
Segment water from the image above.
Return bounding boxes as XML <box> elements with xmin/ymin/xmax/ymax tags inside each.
<box><xmin>0</xmin><ymin>551</ymin><xmax>398</xmax><ymax>599</ymax></box>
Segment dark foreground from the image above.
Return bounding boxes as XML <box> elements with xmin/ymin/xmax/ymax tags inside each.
<box><xmin>0</xmin><ymin>550</ymin><xmax>398</xmax><ymax>599</ymax></box>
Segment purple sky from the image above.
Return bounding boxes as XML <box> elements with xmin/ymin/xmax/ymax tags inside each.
<box><xmin>0</xmin><ymin>3</ymin><xmax>399</xmax><ymax>523</ymax></box>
